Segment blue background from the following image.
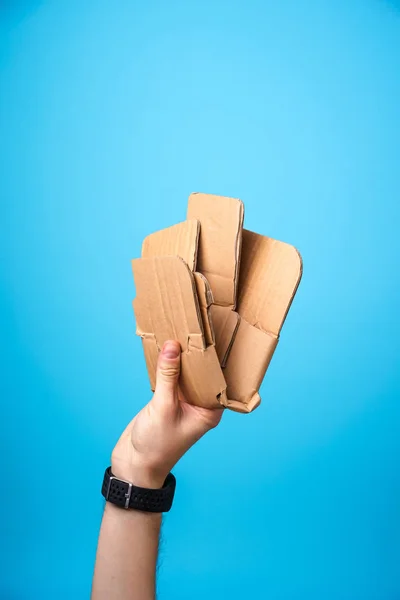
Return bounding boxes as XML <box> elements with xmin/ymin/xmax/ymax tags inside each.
<box><xmin>1</xmin><ymin>1</ymin><xmax>400</xmax><ymax>598</ymax></box>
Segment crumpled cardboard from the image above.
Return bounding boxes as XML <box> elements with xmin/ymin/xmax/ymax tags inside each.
<box><xmin>131</xmin><ymin>193</ymin><xmax>302</xmax><ymax>414</ymax></box>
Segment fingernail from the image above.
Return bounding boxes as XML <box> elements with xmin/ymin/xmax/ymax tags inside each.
<box><xmin>162</xmin><ymin>341</ymin><xmax>180</xmax><ymax>359</ymax></box>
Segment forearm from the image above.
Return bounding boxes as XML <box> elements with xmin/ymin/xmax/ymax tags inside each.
<box><xmin>91</xmin><ymin>341</ymin><xmax>221</xmax><ymax>599</ymax></box>
<box><xmin>91</xmin><ymin>502</ymin><xmax>161</xmax><ymax>600</ymax></box>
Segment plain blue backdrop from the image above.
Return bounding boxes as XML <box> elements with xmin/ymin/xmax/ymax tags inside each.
<box><xmin>1</xmin><ymin>1</ymin><xmax>400</xmax><ymax>598</ymax></box>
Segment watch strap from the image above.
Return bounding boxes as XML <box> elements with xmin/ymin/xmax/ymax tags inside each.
<box><xmin>101</xmin><ymin>467</ymin><xmax>176</xmax><ymax>513</ymax></box>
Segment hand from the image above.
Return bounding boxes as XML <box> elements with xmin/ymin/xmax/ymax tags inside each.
<box><xmin>111</xmin><ymin>340</ymin><xmax>223</xmax><ymax>488</ymax></box>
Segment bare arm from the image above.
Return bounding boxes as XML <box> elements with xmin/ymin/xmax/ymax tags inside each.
<box><xmin>91</xmin><ymin>341</ymin><xmax>222</xmax><ymax>600</ymax></box>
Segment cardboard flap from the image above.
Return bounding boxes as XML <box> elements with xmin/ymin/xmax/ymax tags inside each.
<box><xmin>210</xmin><ymin>305</ymin><xmax>240</xmax><ymax>367</ymax></box>
<box><xmin>237</xmin><ymin>230</ymin><xmax>302</xmax><ymax>335</ymax></box>
<box><xmin>132</xmin><ymin>256</ymin><xmax>205</xmax><ymax>350</ymax></box>
<box><xmin>194</xmin><ymin>272</ymin><xmax>215</xmax><ymax>346</ymax></box>
<box><xmin>142</xmin><ymin>219</ymin><xmax>200</xmax><ymax>272</ymax></box>
<box><xmin>181</xmin><ymin>347</ymin><xmax>227</xmax><ymax>409</ymax></box>
<box><xmin>224</xmin><ymin>318</ymin><xmax>278</xmax><ymax>411</ymax></box>
<box><xmin>187</xmin><ymin>192</ymin><xmax>244</xmax><ymax>308</ymax></box>
<box><xmin>132</xmin><ymin>255</ymin><xmax>227</xmax><ymax>409</ymax></box>
<box><xmin>141</xmin><ymin>221</ymin><xmax>216</xmax><ymax>347</ymax></box>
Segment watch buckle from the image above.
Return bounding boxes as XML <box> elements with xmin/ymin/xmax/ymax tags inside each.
<box><xmin>124</xmin><ymin>483</ymin><xmax>133</xmax><ymax>509</ymax></box>
<box><xmin>106</xmin><ymin>476</ymin><xmax>133</xmax><ymax>509</ymax></box>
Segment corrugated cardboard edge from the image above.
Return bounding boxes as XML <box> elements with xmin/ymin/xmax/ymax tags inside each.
<box><xmin>233</xmin><ymin>200</ymin><xmax>244</xmax><ymax>310</ymax></box>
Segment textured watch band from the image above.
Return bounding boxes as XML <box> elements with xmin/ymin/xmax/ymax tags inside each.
<box><xmin>101</xmin><ymin>467</ymin><xmax>176</xmax><ymax>513</ymax></box>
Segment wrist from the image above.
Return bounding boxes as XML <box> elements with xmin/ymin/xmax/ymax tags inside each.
<box><xmin>111</xmin><ymin>458</ymin><xmax>168</xmax><ymax>489</ymax></box>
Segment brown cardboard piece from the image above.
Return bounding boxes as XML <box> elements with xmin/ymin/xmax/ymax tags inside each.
<box><xmin>187</xmin><ymin>192</ymin><xmax>244</xmax><ymax>308</ymax></box>
<box><xmin>141</xmin><ymin>219</ymin><xmax>200</xmax><ymax>272</ymax></box>
<box><xmin>141</xmin><ymin>219</ymin><xmax>217</xmax><ymax>348</ymax></box>
<box><xmin>134</xmin><ymin>219</ymin><xmax>227</xmax><ymax>408</ymax></box>
<box><xmin>223</xmin><ymin>229</ymin><xmax>302</xmax><ymax>411</ymax></box>
<box><xmin>132</xmin><ymin>255</ymin><xmax>227</xmax><ymax>409</ymax></box>
<box><xmin>187</xmin><ymin>193</ymin><xmax>244</xmax><ymax>367</ymax></box>
<box><xmin>132</xmin><ymin>195</ymin><xmax>302</xmax><ymax>415</ymax></box>
<box><xmin>185</xmin><ymin>193</ymin><xmax>302</xmax><ymax>413</ymax></box>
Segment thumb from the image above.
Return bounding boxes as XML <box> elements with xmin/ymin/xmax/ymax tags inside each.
<box><xmin>154</xmin><ymin>340</ymin><xmax>181</xmax><ymax>397</ymax></box>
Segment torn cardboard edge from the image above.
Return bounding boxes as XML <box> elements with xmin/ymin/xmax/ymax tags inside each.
<box><xmin>142</xmin><ymin>219</ymin><xmax>200</xmax><ymax>272</ymax></box>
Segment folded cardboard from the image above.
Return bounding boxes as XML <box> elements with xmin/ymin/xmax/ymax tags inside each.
<box><xmin>187</xmin><ymin>193</ymin><xmax>243</xmax><ymax>366</ymax></box>
<box><xmin>185</xmin><ymin>194</ymin><xmax>302</xmax><ymax>412</ymax></box>
<box><xmin>132</xmin><ymin>255</ymin><xmax>227</xmax><ymax>409</ymax></box>
<box><xmin>141</xmin><ymin>218</ymin><xmax>216</xmax><ymax>344</ymax></box>
<box><xmin>187</xmin><ymin>193</ymin><xmax>244</xmax><ymax>308</ymax></box>
<box><xmin>131</xmin><ymin>193</ymin><xmax>302</xmax><ymax>414</ymax></box>
<box><xmin>134</xmin><ymin>219</ymin><xmax>227</xmax><ymax>409</ymax></box>
<box><xmin>193</xmin><ymin>271</ymin><xmax>215</xmax><ymax>346</ymax></box>
<box><xmin>223</xmin><ymin>229</ymin><xmax>302</xmax><ymax>411</ymax></box>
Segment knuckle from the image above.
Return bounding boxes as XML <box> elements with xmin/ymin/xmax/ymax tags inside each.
<box><xmin>158</xmin><ymin>365</ymin><xmax>179</xmax><ymax>379</ymax></box>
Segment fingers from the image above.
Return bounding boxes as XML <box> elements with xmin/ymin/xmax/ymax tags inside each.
<box><xmin>154</xmin><ymin>340</ymin><xmax>181</xmax><ymax>399</ymax></box>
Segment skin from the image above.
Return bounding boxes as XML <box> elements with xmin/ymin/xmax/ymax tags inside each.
<box><xmin>91</xmin><ymin>340</ymin><xmax>223</xmax><ymax>600</ymax></box>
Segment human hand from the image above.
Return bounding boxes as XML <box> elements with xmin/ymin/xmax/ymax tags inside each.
<box><xmin>111</xmin><ymin>340</ymin><xmax>223</xmax><ymax>488</ymax></box>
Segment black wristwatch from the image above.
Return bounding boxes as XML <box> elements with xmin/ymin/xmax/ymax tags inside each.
<box><xmin>101</xmin><ymin>467</ymin><xmax>176</xmax><ymax>513</ymax></box>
